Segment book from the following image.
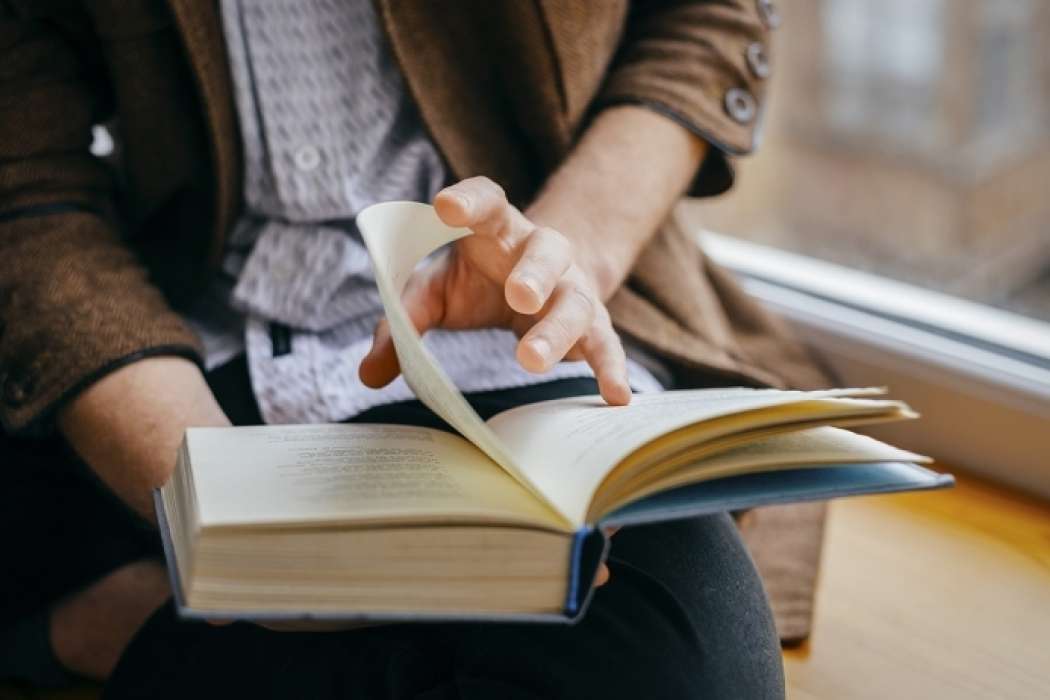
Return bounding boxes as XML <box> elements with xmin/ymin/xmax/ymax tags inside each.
<box><xmin>156</xmin><ymin>201</ymin><xmax>953</xmax><ymax>624</ymax></box>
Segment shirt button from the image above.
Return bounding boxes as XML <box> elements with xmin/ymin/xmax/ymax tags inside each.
<box><xmin>757</xmin><ymin>0</ymin><xmax>782</xmax><ymax>29</ymax></box>
<box><xmin>2</xmin><ymin>368</ymin><xmax>36</xmax><ymax>408</ymax></box>
<box><xmin>293</xmin><ymin>145</ymin><xmax>322</xmax><ymax>172</ymax></box>
<box><xmin>746</xmin><ymin>42</ymin><xmax>771</xmax><ymax>80</ymax></box>
<box><xmin>725</xmin><ymin>88</ymin><xmax>758</xmax><ymax>125</ymax></box>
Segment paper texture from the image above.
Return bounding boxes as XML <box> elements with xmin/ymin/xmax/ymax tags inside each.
<box><xmin>595</xmin><ymin>425</ymin><xmax>931</xmax><ymax>517</ymax></box>
<box><xmin>356</xmin><ymin>201</ymin><xmax>570</xmax><ymax>526</ymax></box>
<box><xmin>187</xmin><ymin>423</ymin><xmax>563</xmax><ymax>530</ymax></box>
<box><xmin>486</xmin><ymin>389</ymin><xmax>909</xmax><ymax>525</ymax></box>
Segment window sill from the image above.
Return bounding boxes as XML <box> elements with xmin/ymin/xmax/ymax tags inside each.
<box><xmin>696</xmin><ymin>228</ymin><xmax>1050</xmax><ymax>500</ymax></box>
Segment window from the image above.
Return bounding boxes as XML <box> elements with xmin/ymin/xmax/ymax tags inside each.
<box><xmin>683</xmin><ymin>0</ymin><xmax>1050</xmax><ymax>322</ymax></box>
<box><xmin>822</xmin><ymin>0</ymin><xmax>945</xmax><ymax>151</ymax></box>
<box><xmin>680</xmin><ymin>0</ymin><xmax>1050</xmax><ymax>496</ymax></box>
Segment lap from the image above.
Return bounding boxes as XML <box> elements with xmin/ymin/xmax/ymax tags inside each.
<box><xmin>448</xmin><ymin>515</ymin><xmax>784</xmax><ymax>699</ymax></box>
<box><xmin>2</xmin><ymin>362</ymin><xmax>783</xmax><ymax>698</ymax></box>
<box><xmin>0</xmin><ymin>434</ymin><xmax>157</xmax><ymax>625</ymax></box>
<box><xmin>0</xmin><ymin>366</ymin><xmax>598</xmax><ymax>621</ymax></box>
<box><xmin>106</xmin><ymin>515</ymin><xmax>782</xmax><ymax>700</ymax></box>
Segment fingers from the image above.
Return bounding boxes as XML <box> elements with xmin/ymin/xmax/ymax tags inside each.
<box><xmin>516</xmin><ymin>270</ymin><xmax>631</xmax><ymax>406</ymax></box>
<box><xmin>577</xmin><ymin>313</ymin><xmax>632</xmax><ymax>406</ymax></box>
<box><xmin>359</xmin><ymin>265</ymin><xmax>446</xmax><ymax>388</ymax></box>
<box><xmin>517</xmin><ymin>276</ymin><xmax>597</xmax><ymax>373</ymax></box>
<box><xmin>506</xmin><ymin>226</ymin><xmax>572</xmax><ymax>315</ymax></box>
<box><xmin>426</xmin><ymin>177</ymin><xmax>630</xmax><ymax>406</ymax></box>
<box><xmin>358</xmin><ymin>317</ymin><xmax>399</xmax><ymax>388</ymax></box>
<box><xmin>434</xmin><ymin>177</ymin><xmax>527</xmax><ymax>238</ymax></box>
<box><xmin>594</xmin><ymin>563</ymin><xmax>611</xmax><ymax>588</ymax></box>
<box><xmin>594</xmin><ymin>525</ymin><xmax>621</xmax><ymax>587</ymax></box>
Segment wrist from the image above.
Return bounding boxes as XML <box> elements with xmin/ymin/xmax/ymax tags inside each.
<box><xmin>575</xmin><ymin>239</ymin><xmax>629</xmax><ymax>302</ymax></box>
<box><xmin>525</xmin><ymin>106</ymin><xmax>708</xmax><ymax>302</ymax></box>
<box><xmin>59</xmin><ymin>356</ymin><xmax>229</xmax><ymax>520</ymax></box>
<box><xmin>524</xmin><ymin>201</ymin><xmax>631</xmax><ymax>301</ymax></box>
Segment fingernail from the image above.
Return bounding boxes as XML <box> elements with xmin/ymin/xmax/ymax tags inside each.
<box><xmin>517</xmin><ymin>275</ymin><xmax>541</xmax><ymax>299</ymax></box>
<box><xmin>529</xmin><ymin>337</ymin><xmax>551</xmax><ymax>364</ymax></box>
<box><xmin>450</xmin><ymin>192</ymin><xmax>471</xmax><ymax>213</ymax></box>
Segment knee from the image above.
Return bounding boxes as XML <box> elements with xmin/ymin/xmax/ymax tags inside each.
<box><xmin>594</xmin><ymin>515</ymin><xmax>785</xmax><ymax>698</ymax></box>
<box><xmin>453</xmin><ymin>515</ymin><xmax>785</xmax><ymax>699</ymax></box>
<box><xmin>587</xmin><ymin>566</ymin><xmax>784</xmax><ymax>699</ymax></box>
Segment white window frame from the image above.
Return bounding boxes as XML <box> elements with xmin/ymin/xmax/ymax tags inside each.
<box><xmin>695</xmin><ymin>227</ymin><xmax>1050</xmax><ymax>499</ymax></box>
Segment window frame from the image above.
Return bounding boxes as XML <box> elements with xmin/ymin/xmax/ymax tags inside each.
<box><xmin>695</xmin><ymin>227</ymin><xmax>1050</xmax><ymax>499</ymax></box>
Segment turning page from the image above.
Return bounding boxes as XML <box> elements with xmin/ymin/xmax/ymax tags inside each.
<box><xmin>356</xmin><ymin>202</ymin><xmax>570</xmax><ymax>527</ymax></box>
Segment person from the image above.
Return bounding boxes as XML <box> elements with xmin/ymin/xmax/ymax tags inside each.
<box><xmin>0</xmin><ymin>1</ymin><xmax>824</xmax><ymax>697</ymax></box>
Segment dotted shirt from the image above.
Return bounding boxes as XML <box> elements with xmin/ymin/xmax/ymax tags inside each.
<box><xmin>185</xmin><ymin>0</ymin><xmax>663</xmax><ymax>425</ymax></box>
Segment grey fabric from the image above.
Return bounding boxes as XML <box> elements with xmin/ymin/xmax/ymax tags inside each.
<box><xmin>0</xmin><ymin>609</ymin><xmax>73</xmax><ymax>688</ymax></box>
<box><xmin>225</xmin><ymin>0</ymin><xmax>447</xmax><ymax>221</ymax></box>
<box><xmin>187</xmin><ymin>0</ymin><xmax>662</xmax><ymax>425</ymax></box>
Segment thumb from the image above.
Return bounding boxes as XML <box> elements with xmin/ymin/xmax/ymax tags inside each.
<box><xmin>359</xmin><ymin>270</ymin><xmax>444</xmax><ymax>388</ymax></box>
<box><xmin>359</xmin><ymin>317</ymin><xmax>398</xmax><ymax>388</ymax></box>
<box><xmin>594</xmin><ymin>563</ymin><xmax>611</xmax><ymax>588</ymax></box>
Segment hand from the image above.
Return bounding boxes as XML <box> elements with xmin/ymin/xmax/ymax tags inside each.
<box><xmin>359</xmin><ymin>176</ymin><xmax>632</xmax><ymax>406</ymax></box>
<box><xmin>593</xmin><ymin>526</ymin><xmax>620</xmax><ymax>588</ymax></box>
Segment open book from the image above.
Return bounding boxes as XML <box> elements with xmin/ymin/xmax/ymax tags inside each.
<box><xmin>156</xmin><ymin>202</ymin><xmax>953</xmax><ymax>623</ymax></box>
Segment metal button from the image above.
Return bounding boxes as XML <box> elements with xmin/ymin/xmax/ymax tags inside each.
<box><xmin>89</xmin><ymin>125</ymin><xmax>115</xmax><ymax>158</ymax></box>
<box><xmin>293</xmin><ymin>145</ymin><xmax>322</xmax><ymax>172</ymax></box>
<box><xmin>756</xmin><ymin>0</ymin><xmax>782</xmax><ymax>29</ymax></box>
<box><xmin>2</xmin><ymin>368</ymin><xmax>36</xmax><ymax>407</ymax></box>
<box><xmin>746</xmin><ymin>42</ymin><xmax>771</xmax><ymax>80</ymax></box>
<box><xmin>725</xmin><ymin>88</ymin><xmax>758</xmax><ymax>125</ymax></box>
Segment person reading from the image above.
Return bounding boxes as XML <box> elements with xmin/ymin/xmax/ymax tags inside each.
<box><xmin>0</xmin><ymin>2</ymin><xmax>874</xmax><ymax>698</ymax></box>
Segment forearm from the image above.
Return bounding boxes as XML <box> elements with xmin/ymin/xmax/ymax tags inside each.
<box><xmin>57</xmin><ymin>357</ymin><xmax>230</xmax><ymax>522</ymax></box>
<box><xmin>526</xmin><ymin>105</ymin><xmax>708</xmax><ymax>300</ymax></box>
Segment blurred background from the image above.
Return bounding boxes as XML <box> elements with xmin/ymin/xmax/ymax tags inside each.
<box><xmin>681</xmin><ymin>0</ymin><xmax>1050</xmax><ymax>322</ymax></box>
<box><xmin>678</xmin><ymin>10</ymin><xmax>1050</xmax><ymax>695</ymax></box>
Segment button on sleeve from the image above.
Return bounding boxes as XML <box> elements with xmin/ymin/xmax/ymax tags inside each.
<box><xmin>725</xmin><ymin>88</ymin><xmax>758</xmax><ymax>125</ymax></box>
<box><xmin>757</xmin><ymin>0</ymin><xmax>782</xmax><ymax>30</ymax></box>
<box><xmin>746</xmin><ymin>42</ymin><xmax>771</xmax><ymax>80</ymax></box>
<box><xmin>2</xmin><ymin>367</ymin><xmax>37</xmax><ymax>408</ymax></box>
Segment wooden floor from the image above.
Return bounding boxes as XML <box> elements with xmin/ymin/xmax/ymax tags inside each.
<box><xmin>784</xmin><ymin>470</ymin><xmax>1050</xmax><ymax>699</ymax></box>
<box><xmin>3</xmin><ymin>470</ymin><xmax>1048</xmax><ymax>700</ymax></box>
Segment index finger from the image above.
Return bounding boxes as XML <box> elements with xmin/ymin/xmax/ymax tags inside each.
<box><xmin>577</xmin><ymin>317</ymin><xmax>631</xmax><ymax>406</ymax></box>
<box><xmin>433</xmin><ymin>177</ymin><xmax>531</xmax><ymax>244</ymax></box>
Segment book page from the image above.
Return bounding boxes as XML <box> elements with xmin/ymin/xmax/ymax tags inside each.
<box><xmin>639</xmin><ymin>423</ymin><xmax>928</xmax><ymax>477</ymax></box>
<box><xmin>486</xmin><ymin>388</ymin><xmax>911</xmax><ymax>526</ymax></box>
<box><xmin>186</xmin><ymin>424</ymin><xmax>567</xmax><ymax>531</ymax></box>
<box><xmin>592</xmin><ymin>426</ymin><xmax>930</xmax><ymax>518</ymax></box>
<box><xmin>356</xmin><ymin>202</ymin><xmax>569</xmax><ymax>526</ymax></box>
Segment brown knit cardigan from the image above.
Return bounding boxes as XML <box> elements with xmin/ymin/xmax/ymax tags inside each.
<box><xmin>0</xmin><ymin>0</ymin><xmax>829</xmax><ymax>642</ymax></box>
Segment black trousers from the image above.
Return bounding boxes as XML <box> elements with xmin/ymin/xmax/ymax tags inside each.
<box><xmin>2</xmin><ymin>358</ymin><xmax>784</xmax><ymax>699</ymax></box>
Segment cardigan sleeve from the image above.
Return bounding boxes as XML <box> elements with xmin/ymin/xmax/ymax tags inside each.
<box><xmin>0</xmin><ymin>10</ymin><xmax>202</xmax><ymax>434</ymax></box>
<box><xmin>594</xmin><ymin>0</ymin><xmax>778</xmax><ymax>197</ymax></box>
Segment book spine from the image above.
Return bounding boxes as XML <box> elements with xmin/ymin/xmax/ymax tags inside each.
<box><xmin>564</xmin><ymin>528</ymin><xmax>592</xmax><ymax>616</ymax></box>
